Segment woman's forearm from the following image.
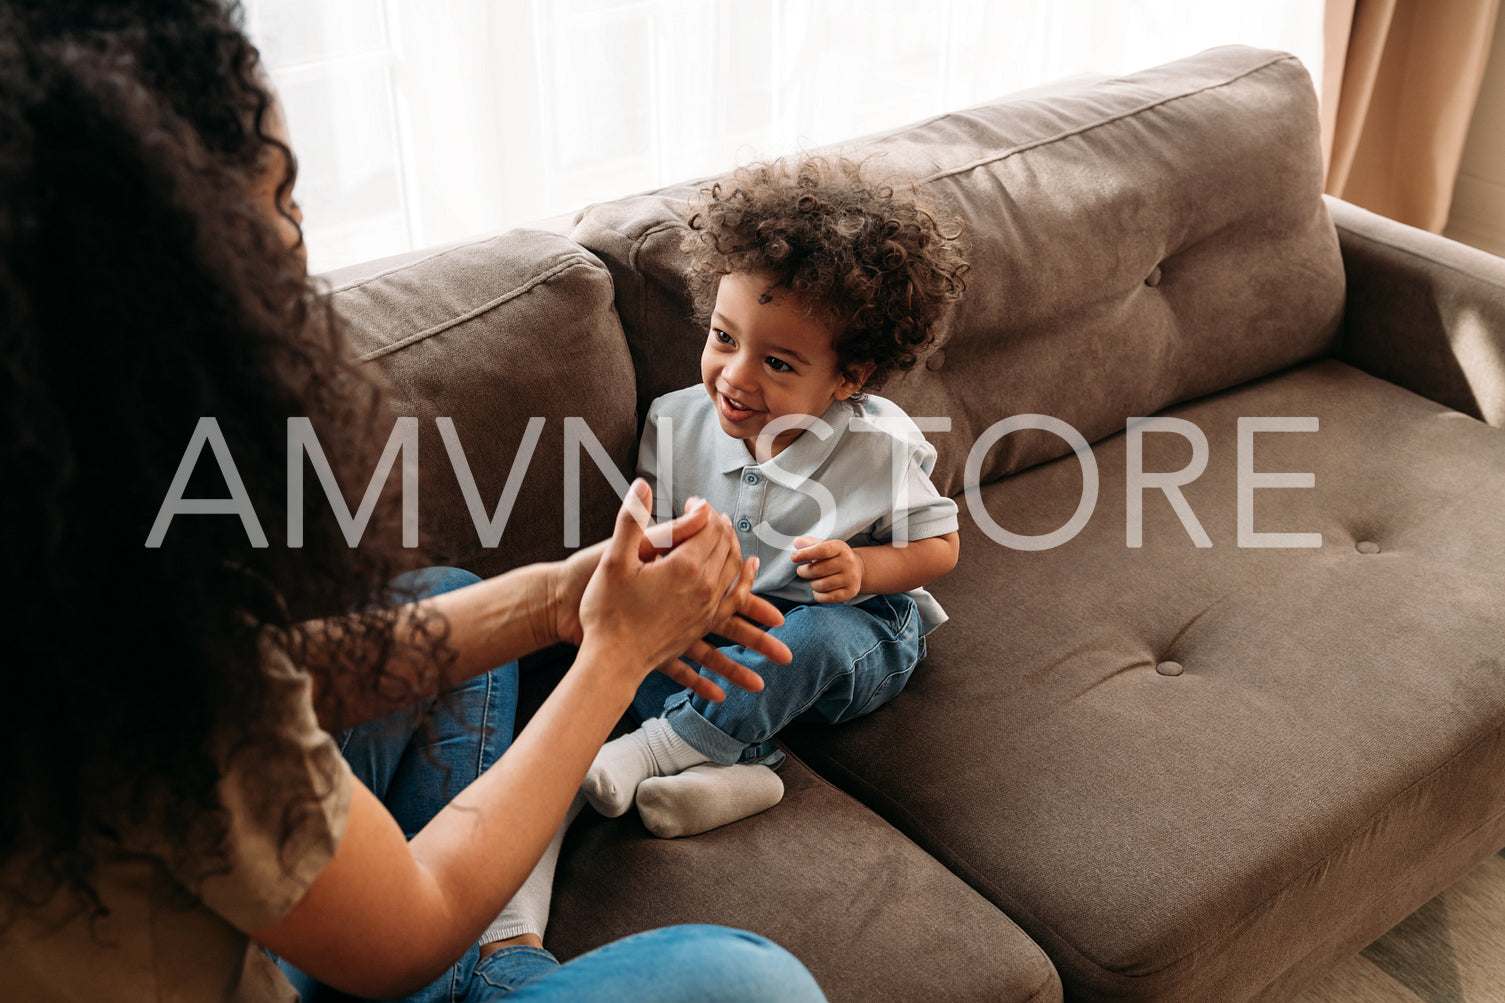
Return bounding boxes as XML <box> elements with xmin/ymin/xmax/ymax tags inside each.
<box><xmin>304</xmin><ymin>502</ymin><xmax>767</xmax><ymax>731</ymax></box>
<box><xmin>253</xmin><ymin>637</ymin><xmax>643</xmax><ymax>998</ymax></box>
<box><xmin>301</xmin><ymin>560</ymin><xmax>568</xmax><ymax>731</ymax></box>
<box><xmin>403</xmin><ymin>638</ymin><xmax>636</xmax><ymax>947</ymax></box>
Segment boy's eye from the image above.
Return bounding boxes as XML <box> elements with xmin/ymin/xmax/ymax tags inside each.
<box><xmin>766</xmin><ymin>357</ymin><xmax>792</xmax><ymax>373</ymax></box>
<box><xmin>713</xmin><ymin>329</ymin><xmax>734</xmax><ymax>345</ymax></box>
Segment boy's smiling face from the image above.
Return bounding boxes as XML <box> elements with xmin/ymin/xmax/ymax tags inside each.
<box><xmin>701</xmin><ymin>271</ymin><xmax>869</xmax><ymax>457</ymax></box>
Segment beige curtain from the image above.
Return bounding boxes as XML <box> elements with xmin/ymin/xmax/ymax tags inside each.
<box><xmin>1324</xmin><ymin>0</ymin><xmax>1501</xmax><ymax>232</ymax></box>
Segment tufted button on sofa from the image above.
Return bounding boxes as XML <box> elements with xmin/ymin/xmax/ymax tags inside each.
<box><xmin>330</xmin><ymin>45</ymin><xmax>1505</xmax><ymax>1003</ymax></box>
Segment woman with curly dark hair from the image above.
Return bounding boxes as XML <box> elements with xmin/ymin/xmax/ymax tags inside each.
<box><xmin>0</xmin><ymin>2</ymin><xmax>827</xmax><ymax>1000</ymax></box>
<box><xmin>580</xmin><ymin>156</ymin><xmax>969</xmax><ymax>840</ymax></box>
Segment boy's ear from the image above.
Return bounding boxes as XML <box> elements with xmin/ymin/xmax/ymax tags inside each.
<box><xmin>836</xmin><ymin>361</ymin><xmax>877</xmax><ymax>399</ymax></box>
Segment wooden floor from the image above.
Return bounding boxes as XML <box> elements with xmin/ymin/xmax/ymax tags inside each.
<box><xmin>1294</xmin><ymin>849</ymin><xmax>1505</xmax><ymax>1003</ymax></box>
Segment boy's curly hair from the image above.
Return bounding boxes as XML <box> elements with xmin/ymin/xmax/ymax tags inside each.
<box><xmin>683</xmin><ymin>155</ymin><xmax>968</xmax><ymax>394</ymax></box>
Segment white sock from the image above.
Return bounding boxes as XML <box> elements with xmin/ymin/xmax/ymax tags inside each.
<box><xmin>481</xmin><ymin>793</ymin><xmax>584</xmax><ymax>945</ymax></box>
<box><xmin>580</xmin><ymin>717</ymin><xmax>710</xmax><ymax>817</ymax></box>
<box><xmin>636</xmin><ymin>763</ymin><xmax>784</xmax><ymax>839</ymax></box>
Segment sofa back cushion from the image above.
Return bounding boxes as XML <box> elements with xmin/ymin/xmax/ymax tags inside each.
<box><xmin>328</xmin><ymin>230</ymin><xmax>637</xmax><ymax>576</ymax></box>
<box><xmin>572</xmin><ymin>46</ymin><xmax>1345</xmax><ymax>497</ymax></box>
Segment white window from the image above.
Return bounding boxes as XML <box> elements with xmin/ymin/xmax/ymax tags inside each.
<box><xmin>243</xmin><ymin>1</ymin><xmax>1324</xmax><ymax>273</ymax></box>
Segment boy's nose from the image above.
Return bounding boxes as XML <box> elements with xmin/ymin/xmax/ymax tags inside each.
<box><xmin>723</xmin><ymin>355</ymin><xmax>758</xmax><ymax>392</ymax></box>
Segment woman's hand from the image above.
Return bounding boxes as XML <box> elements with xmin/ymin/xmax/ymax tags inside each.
<box><xmin>574</xmin><ymin>481</ymin><xmax>786</xmax><ymax>702</ymax></box>
<box><xmin>544</xmin><ymin>494</ymin><xmax>717</xmax><ymax>650</ymax></box>
<box><xmin>792</xmin><ymin>535</ymin><xmax>864</xmax><ymax>603</ymax></box>
<box><xmin>548</xmin><ymin>486</ymin><xmax>791</xmax><ymax>684</ymax></box>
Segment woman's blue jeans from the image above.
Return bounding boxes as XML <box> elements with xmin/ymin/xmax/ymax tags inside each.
<box><xmin>278</xmin><ymin>567</ymin><xmax>824</xmax><ymax>1003</ymax></box>
<box><xmin>632</xmin><ymin>592</ymin><xmax>925</xmax><ymax>769</ymax></box>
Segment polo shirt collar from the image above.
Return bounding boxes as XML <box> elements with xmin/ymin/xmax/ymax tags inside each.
<box><xmin>713</xmin><ymin>398</ymin><xmax>855</xmax><ymax>474</ymax></box>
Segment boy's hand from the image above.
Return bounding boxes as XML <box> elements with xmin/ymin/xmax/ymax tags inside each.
<box><xmin>791</xmin><ymin>535</ymin><xmax>863</xmax><ymax>603</ymax></box>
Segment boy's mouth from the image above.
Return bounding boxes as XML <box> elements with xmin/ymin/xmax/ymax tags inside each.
<box><xmin>717</xmin><ymin>392</ymin><xmax>760</xmax><ymax>422</ymax></box>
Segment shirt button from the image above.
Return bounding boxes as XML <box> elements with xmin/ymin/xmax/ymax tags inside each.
<box><xmin>736</xmin><ymin>518</ymin><xmax>752</xmax><ymax>532</ymax></box>
<box><xmin>743</xmin><ymin>472</ymin><xmax>759</xmax><ymax>485</ymax></box>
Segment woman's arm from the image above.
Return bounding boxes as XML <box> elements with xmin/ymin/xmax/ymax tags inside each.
<box><xmin>297</xmin><ymin>562</ymin><xmax>555</xmax><ymax>730</ymax></box>
<box><xmin>252</xmin><ymin>482</ymin><xmax>759</xmax><ymax>998</ymax></box>
<box><xmin>305</xmin><ymin>498</ymin><xmax>792</xmax><ymax>730</ymax></box>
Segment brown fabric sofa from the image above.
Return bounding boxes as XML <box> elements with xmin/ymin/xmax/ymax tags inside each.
<box><xmin>326</xmin><ymin>46</ymin><xmax>1505</xmax><ymax>1002</ymax></box>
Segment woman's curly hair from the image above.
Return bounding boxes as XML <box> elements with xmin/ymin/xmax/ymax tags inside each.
<box><xmin>683</xmin><ymin>155</ymin><xmax>968</xmax><ymax>394</ymax></box>
<box><xmin>0</xmin><ymin>0</ymin><xmax>445</xmax><ymax>931</ymax></box>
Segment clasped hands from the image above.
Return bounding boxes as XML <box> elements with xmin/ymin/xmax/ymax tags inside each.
<box><xmin>553</xmin><ymin>480</ymin><xmax>792</xmax><ymax>703</ymax></box>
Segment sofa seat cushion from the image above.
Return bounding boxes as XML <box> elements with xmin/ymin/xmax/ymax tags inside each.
<box><xmin>546</xmin><ymin>752</ymin><xmax>1062</xmax><ymax>1003</ymax></box>
<box><xmin>783</xmin><ymin>360</ymin><xmax>1505</xmax><ymax>1001</ymax></box>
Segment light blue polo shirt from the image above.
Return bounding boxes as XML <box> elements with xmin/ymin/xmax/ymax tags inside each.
<box><xmin>637</xmin><ymin>386</ymin><xmax>960</xmax><ymax>632</ymax></box>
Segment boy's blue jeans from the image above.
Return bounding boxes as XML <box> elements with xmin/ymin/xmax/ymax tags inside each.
<box><xmin>632</xmin><ymin>592</ymin><xmax>925</xmax><ymax>769</ymax></box>
<box><xmin>278</xmin><ymin>567</ymin><xmax>824</xmax><ymax>1003</ymax></box>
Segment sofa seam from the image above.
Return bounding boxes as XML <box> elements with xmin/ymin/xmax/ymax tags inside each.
<box><xmin>1333</xmin><ymin>218</ymin><xmax>1505</xmax><ymax>295</ymax></box>
<box><xmin>1116</xmin><ymin>706</ymin><xmax>1505</xmax><ymax>980</ymax></box>
<box><xmin>326</xmin><ymin>232</ymin><xmax>513</xmax><ymax>293</ymax></box>
<box><xmin>1151</xmin><ymin>709</ymin><xmax>1505</xmax><ymax>979</ymax></box>
<box><xmin>625</xmin><ymin>219</ymin><xmax>684</xmax><ymax>345</ymax></box>
<box><xmin>1019</xmin><ymin>966</ymin><xmax>1062</xmax><ymax>1003</ymax></box>
<box><xmin>626</xmin><ymin>228</ymin><xmax>658</xmax><ymax>357</ymax></box>
<box><xmin>919</xmin><ymin>53</ymin><xmax>1295</xmax><ymax>187</ymax></box>
<box><xmin>1204</xmin><ymin>701</ymin><xmax>1505</xmax><ymax>927</ymax></box>
<box><xmin>353</xmin><ymin>254</ymin><xmax>602</xmax><ymax>363</ymax></box>
<box><xmin>1250</xmin><ymin>799</ymin><xmax>1505</xmax><ymax>999</ymax></box>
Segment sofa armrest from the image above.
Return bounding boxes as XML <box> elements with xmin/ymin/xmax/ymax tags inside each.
<box><xmin>1327</xmin><ymin>194</ymin><xmax>1505</xmax><ymax>426</ymax></box>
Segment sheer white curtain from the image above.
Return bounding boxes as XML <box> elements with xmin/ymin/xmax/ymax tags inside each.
<box><xmin>242</xmin><ymin>0</ymin><xmax>1323</xmax><ymax>273</ymax></box>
